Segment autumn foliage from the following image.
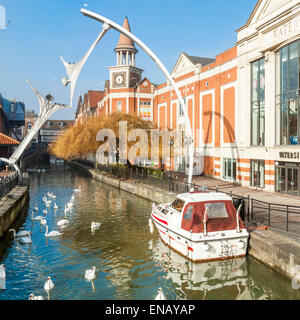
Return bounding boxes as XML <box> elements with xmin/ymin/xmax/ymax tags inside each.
<box><xmin>48</xmin><ymin>113</ymin><xmax>156</xmax><ymax>161</ymax></box>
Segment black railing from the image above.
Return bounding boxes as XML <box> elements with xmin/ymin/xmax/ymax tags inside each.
<box><xmin>93</xmin><ymin>163</ymin><xmax>300</xmax><ymax>237</ymax></box>
<box><xmin>0</xmin><ymin>172</ymin><xmax>19</xmax><ymax>200</ymax></box>
<box><xmin>96</xmin><ymin>163</ymin><xmax>250</xmax><ymax>220</ymax></box>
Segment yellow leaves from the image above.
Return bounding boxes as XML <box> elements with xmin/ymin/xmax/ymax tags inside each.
<box><xmin>48</xmin><ymin>112</ymin><xmax>156</xmax><ymax>161</ymax></box>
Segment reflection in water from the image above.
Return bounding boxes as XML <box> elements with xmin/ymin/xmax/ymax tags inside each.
<box><xmin>150</xmin><ymin>238</ymin><xmax>274</xmax><ymax>300</ymax></box>
<box><xmin>0</xmin><ymin>164</ymin><xmax>299</xmax><ymax>300</ymax></box>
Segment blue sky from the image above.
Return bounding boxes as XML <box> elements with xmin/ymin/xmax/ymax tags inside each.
<box><xmin>0</xmin><ymin>0</ymin><xmax>257</xmax><ymax>120</ymax></box>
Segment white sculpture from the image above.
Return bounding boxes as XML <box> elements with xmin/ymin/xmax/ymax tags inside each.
<box><xmin>80</xmin><ymin>9</ymin><xmax>195</xmax><ymax>184</ymax></box>
<box><xmin>0</xmin><ymin>80</ymin><xmax>69</xmax><ymax>179</ymax></box>
<box><xmin>60</xmin><ymin>22</ymin><xmax>111</xmax><ymax>107</ymax></box>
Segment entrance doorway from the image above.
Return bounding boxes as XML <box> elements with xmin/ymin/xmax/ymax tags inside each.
<box><xmin>276</xmin><ymin>164</ymin><xmax>300</xmax><ymax>196</ymax></box>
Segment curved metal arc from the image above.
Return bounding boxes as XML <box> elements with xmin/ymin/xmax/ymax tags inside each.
<box><xmin>80</xmin><ymin>9</ymin><xmax>194</xmax><ymax>184</ymax></box>
<box><xmin>61</xmin><ymin>24</ymin><xmax>110</xmax><ymax>107</ymax></box>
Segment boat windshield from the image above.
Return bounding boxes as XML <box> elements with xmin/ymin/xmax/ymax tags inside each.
<box><xmin>170</xmin><ymin>198</ymin><xmax>185</xmax><ymax>213</ymax></box>
<box><xmin>205</xmin><ymin>202</ymin><xmax>229</xmax><ymax>219</ymax></box>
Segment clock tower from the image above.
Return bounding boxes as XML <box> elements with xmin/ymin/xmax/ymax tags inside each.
<box><xmin>109</xmin><ymin>17</ymin><xmax>143</xmax><ymax>89</ymax></box>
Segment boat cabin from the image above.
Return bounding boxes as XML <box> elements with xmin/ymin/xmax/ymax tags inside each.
<box><xmin>167</xmin><ymin>192</ymin><xmax>245</xmax><ymax>234</ymax></box>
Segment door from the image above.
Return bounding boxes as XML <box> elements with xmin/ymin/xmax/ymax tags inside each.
<box><xmin>287</xmin><ymin>168</ymin><xmax>299</xmax><ymax>196</ymax></box>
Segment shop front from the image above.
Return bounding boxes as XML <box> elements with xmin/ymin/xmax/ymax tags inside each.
<box><xmin>276</xmin><ymin>155</ymin><xmax>300</xmax><ymax>197</ymax></box>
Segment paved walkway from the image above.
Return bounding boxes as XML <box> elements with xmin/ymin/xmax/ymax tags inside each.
<box><xmin>171</xmin><ymin>173</ymin><xmax>300</xmax><ymax>207</ymax></box>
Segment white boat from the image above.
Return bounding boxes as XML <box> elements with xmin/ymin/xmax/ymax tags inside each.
<box><xmin>151</xmin><ymin>191</ymin><xmax>249</xmax><ymax>263</ymax></box>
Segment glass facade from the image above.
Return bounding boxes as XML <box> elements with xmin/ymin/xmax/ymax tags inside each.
<box><xmin>276</xmin><ymin>40</ymin><xmax>300</xmax><ymax>145</ymax></box>
<box><xmin>251</xmin><ymin>58</ymin><xmax>265</xmax><ymax>146</ymax></box>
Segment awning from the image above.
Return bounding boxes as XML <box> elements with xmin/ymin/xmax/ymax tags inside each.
<box><xmin>0</xmin><ymin>132</ymin><xmax>20</xmax><ymax>146</ymax></box>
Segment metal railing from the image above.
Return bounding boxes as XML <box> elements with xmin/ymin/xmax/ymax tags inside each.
<box><xmin>96</xmin><ymin>163</ymin><xmax>250</xmax><ymax>220</ymax></box>
<box><xmin>92</xmin><ymin>162</ymin><xmax>300</xmax><ymax>237</ymax></box>
<box><xmin>0</xmin><ymin>172</ymin><xmax>19</xmax><ymax>200</ymax></box>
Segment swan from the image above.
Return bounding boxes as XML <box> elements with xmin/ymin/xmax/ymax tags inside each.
<box><xmin>53</xmin><ymin>203</ymin><xmax>58</xmax><ymax>210</ymax></box>
<box><xmin>42</xmin><ymin>195</ymin><xmax>47</xmax><ymax>202</ymax></box>
<box><xmin>155</xmin><ymin>287</ymin><xmax>166</xmax><ymax>300</ymax></box>
<box><xmin>85</xmin><ymin>266</ymin><xmax>96</xmax><ymax>280</ymax></box>
<box><xmin>45</xmin><ymin>225</ymin><xmax>62</xmax><ymax>237</ymax></box>
<box><xmin>44</xmin><ymin>276</ymin><xmax>54</xmax><ymax>291</ymax></box>
<box><xmin>0</xmin><ymin>265</ymin><xmax>5</xmax><ymax>279</ymax></box>
<box><xmin>43</xmin><ymin>210</ymin><xmax>47</xmax><ymax>215</ymax></box>
<box><xmin>28</xmin><ymin>293</ymin><xmax>43</xmax><ymax>300</ymax></box>
<box><xmin>45</xmin><ymin>201</ymin><xmax>51</xmax><ymax>207</ymax></box>
<box><xmin>18</xmin><ymin>233</ymin><xmax>32</xmax><ymax>244</ymax></box>
<box><xmin>91</xmin><ymin>222</ymin><xmax>101</xmax><ymax>231</ymax></box>
<box><xmin>40</xmin><ymin>218</ymin><xmax>47</xmax><ymax>226</ymax></box>
<box><xmin>31</xmin><ymin>210</ymin><xmax>43</xmax><ymax>221</ymax></box>
<box><xmin>57</xmin><ymin>219</ymin><xmax>69</xmax><ymax>226</ymax></box>
<box><xmin>34</xmin><ymin>205</ymin><xmax>38</xmax><ymax>211</ymax></box>
<box><xmin>9</xmin><ymin>229</ymin><xmax>31</xmax><ymax>238</ymax></box>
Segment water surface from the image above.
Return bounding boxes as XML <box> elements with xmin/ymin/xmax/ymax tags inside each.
<box><xmin>0</xmin><ymin>164</ymin><xmax>299</xmax><ymax>300</ymax></box>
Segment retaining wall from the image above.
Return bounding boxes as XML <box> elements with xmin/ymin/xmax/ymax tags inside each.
<box><xmin>0</xmin><ymin>185</ymin><xmax>29</xmax><ymax>238</ymax></box>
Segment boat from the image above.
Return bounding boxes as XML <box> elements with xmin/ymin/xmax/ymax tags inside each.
<box><xmin>150</xmin><ymin>191</ymin><xmax>249</xmax><ymax>263</ymax></box>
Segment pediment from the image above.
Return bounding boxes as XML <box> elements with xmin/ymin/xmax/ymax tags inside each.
<box><xmin>246</xmin><ymin>0</ymin><xmax>292</xmax><ymax>27</ymax></box>
<box><xmin>172</xmin><ymin>53</ymin><xmax>195</xmax><ymax>77</ymax></box>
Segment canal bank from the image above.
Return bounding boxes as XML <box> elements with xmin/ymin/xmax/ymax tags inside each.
<box><xmin>0</xmin><ymin>184</ymin><xmax>30</xmax><ymax>238</ymax></box>
<box><xmin>70</xmin><ymin>160</ymin><xmax>300</xmax><ymax>283</ymax></box>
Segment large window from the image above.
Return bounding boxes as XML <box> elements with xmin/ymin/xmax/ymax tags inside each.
<box><xmin>276</xmin><ymin>40</ymin><xmax>300</xmax><ymax>145</ymax></box>
<box><xmin>222</xmin><ymin>158</ymin><xmax>236</xmax><ymax>181</ymax></box>
<box><xmin>251</xmin><ymin>160</ymin><xmax>265</xmax><ymax>188</ymax></box>
<box><xmin>251</xmin><ymin>58</ymin><xmax>265</xmax><ymax>146</ymax></box>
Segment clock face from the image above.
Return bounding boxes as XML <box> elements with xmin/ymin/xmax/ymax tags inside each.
<box><xmin>115</xmin><ymin>74</ymin><xmax>124</xmax><ymax>85</ymax></box>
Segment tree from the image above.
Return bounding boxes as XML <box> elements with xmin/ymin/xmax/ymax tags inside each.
<box><xmin>48</xmin><ymin>112</ymin><xmax>157</xmax><ymax>165</ymax></box>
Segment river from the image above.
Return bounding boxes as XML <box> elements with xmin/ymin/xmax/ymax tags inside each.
<box><xmin>0</xmin><ymin>163</ymin><xmax>300</xmax><ymax>300</ymax></box>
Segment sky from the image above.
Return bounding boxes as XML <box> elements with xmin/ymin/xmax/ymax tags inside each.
<box><xmin>0</xmin><ymin>0</ymin><xmax>258</xmax><ymax>120</ymax></box>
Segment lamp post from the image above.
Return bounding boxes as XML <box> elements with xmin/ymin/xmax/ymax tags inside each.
<box><xmin>168</xmin><ymin>138</ymin><xmax>174</xmax><ymax>171</ymax></box>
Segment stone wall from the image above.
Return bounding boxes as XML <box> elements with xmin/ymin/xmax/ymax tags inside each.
<box><xmin>0</xmin><ymin>185</ymin><xmax>29</xmax><ymax>238</ymax></box>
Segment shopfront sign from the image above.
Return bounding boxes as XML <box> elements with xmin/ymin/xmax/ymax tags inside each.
<box><xmin>279</xmin><ymin>152</ymin><xmax>300</xmax><ymax>160</ymax></box>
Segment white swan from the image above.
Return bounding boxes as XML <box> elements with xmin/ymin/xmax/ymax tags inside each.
<box><xmin>9</xmin><ymin>229</ymin><xmax>31</xmax><ymax>238</ymax></box>
<box><xmin>34</xmin><ymin>205</ymin><xmax>38</xmax><ymax>211</ymax></box>
<box><xmin>28</xmin><ymin>293</ymin><xmax>43</xmax><ymax>300</ymax></box>
<box><xmin>91</xmin><ymin>222</ymin><xmax>101</xmax><ymax>231</ymax></box>
<box><xmin>45</xmin><ymin>200</ymin><xmax>51</xmax><ymax>207</ymax></box>
<box><xmin>31</xmin><ymin>210</ymin><xmax>43</xmax><ymax>221</ymax></box>
<box><xmin>44</xmin><ymin>276</ymin><xmax>54</xmax><ymax>291</ymax></box>
<box><xmin>53</xmin><ymin>203</ymin><xmax>58</xmax><ymax>210</ymax></box>
<box><xmin>155</xmin><ymin>287</ymin><xmax>166</xmax><ymax>300</ymax></box>
<box><xmin>43</xmin><ymin>210</ymin><xmax>47</xmax><ymax>215</ymax></box>
<box><xmin>57</xmin><ymin>219</ymin><xmax>69</xmax><ymax>226</ymax></box>
<box><xmin>18</xmin><ymin>233</ymin><xmax>32</xmax><ymax>244</ymax></box>
<box><xmin>0</xmin><ymin>265</ymin><xmax>5</xmax><ymax>279</ymax></box>
<box><xmin>40</xmin><ymin>218</ymin><xmax>47</xmax><ymax>226</ymax></box>
<box><xmin>85</xmin><ymin>266</ymin><xmax>96</xmax><ymax>280</ymax></box>
<box><xmin>42</xmin><ymin>195</ymin><xmax>47</xmax><ymax>202</ymax></box>
<box><xmin>45</xmin><ymin>225</ymin><xmax>62</xmax><ymax>237</ymax></box>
